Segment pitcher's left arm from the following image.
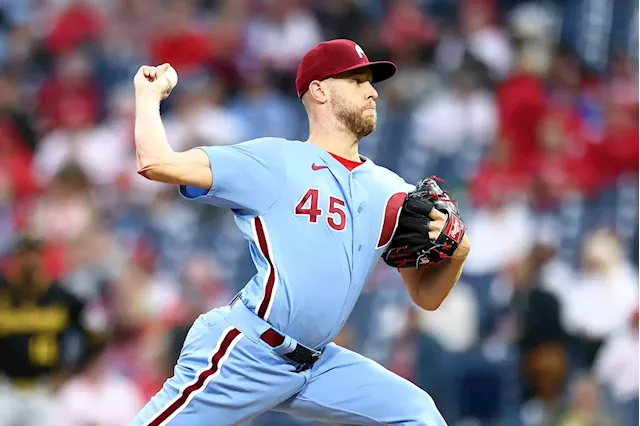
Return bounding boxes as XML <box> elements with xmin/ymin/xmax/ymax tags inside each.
<box><xmin>399</xmin><ymin>233</ymin><xmax>470</xmax><ymax>311</ymax></box>
<box><xmin>382</xmin><ymin>177</ymin><xmax>470</xmax><ymax>311</ymax></box>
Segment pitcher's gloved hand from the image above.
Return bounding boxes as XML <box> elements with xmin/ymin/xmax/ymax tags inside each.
<box><xmin>382</xmin><ymin>176</ymin><xmax>466</xmax><ymax>269</ymax></box>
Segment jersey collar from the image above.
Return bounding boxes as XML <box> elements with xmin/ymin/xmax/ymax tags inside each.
<box><xmin>303</xmin><ymin>141</ymin><xmax>375</xmax><ymax>174</ymax></box>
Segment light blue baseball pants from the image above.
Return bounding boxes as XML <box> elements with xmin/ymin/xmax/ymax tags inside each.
<box><xmin>130</xmin><ymin>301</ymin><xmax>447</xmax><ymax>425</ymax></box>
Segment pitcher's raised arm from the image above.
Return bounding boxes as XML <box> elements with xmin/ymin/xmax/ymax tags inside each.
<box><xmin>133</xmin><ymin>63</ymin><xmax>214</xmax><ymax>189</ymax></box>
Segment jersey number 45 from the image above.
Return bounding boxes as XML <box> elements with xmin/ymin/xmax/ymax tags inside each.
<box><xmin>294</xmin><ymin>189</ymin><xmax>346</xmax><ymax>231</ymax></box>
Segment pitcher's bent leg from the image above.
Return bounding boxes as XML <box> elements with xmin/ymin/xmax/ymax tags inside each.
<box><xmin>131</xmin><ymin>312</ymin><xmax>306</xmax><ymax>426</ymax></box>
<box><xmin>274</xmin><ymin>343</ymin><xmax>448</xmax><ymax>425</ymax></box>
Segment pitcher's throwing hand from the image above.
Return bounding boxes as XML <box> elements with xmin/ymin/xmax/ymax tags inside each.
<box><xmin>133</xmin><ymin>63</ymin><xmax>176</xmax><ymax>101</ymax></box>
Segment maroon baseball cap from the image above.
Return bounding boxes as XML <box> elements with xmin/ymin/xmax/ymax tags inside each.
<box><xmin>295</xmin><ymin>39</ymin><xmax>397</xmax><ymax>98</ymax></box>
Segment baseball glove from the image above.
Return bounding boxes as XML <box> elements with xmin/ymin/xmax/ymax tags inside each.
<box><xmin>383</xmin><ymin>176</ymin><xmax>466</xmax><ymax>269</ymax></box>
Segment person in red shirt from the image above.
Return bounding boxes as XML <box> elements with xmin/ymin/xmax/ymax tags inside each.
<box><xmin>148</xmin><ymin>2</ymin><xmax>212</xmax><ymax>76</ymax></box>
<box><xmin>583</xmin><ymin>100</ymin><xmax>639</xmax><ymax>189</ymax></box>
<box><xmin>495</xmin><ymin>70</ymin><xmax>546</xmax><ymax>171</ymax></box>
<box><xmin>46</xmin><ymin>0</ymin><xmax>104</xmax><ymax>56</ymax></box>
<box><xmin>37</xmin><ymin>50</ymin><xmax>102</xmax><ymax>134</ymax></box>
<box><xmin>468</xmin><ymin>140</ymin><xmax>532</xmax><ymax>208</ymax></box>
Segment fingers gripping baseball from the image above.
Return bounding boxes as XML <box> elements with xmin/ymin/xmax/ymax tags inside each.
<box><xmin>133</xmin><ymin>63</ymin><xmax>178</xmax><ymax>101</ymax></box>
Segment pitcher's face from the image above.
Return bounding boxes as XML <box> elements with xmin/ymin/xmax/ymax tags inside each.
<box><xmin>328</xmin><ymin>68</ymin><xmax>378</xmax><ymax>139</ymax></box>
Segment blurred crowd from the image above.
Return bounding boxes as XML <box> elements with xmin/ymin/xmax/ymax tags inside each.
<box><xmin>0</xmin><ymin>0</ymin><xmax>638</xmax><ymax>425</ymax></box>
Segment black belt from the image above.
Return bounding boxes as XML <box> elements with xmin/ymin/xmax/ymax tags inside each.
<box><xmin>260</xmin><ymin>328</ymin><xmax>321</xmax><ymax>372</ymax></box>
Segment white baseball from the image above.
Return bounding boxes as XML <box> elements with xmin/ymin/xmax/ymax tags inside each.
<box><xmin>164</xmin><ymin>66</ymin><xmax>178</xmax><ymax>90</ymax></box>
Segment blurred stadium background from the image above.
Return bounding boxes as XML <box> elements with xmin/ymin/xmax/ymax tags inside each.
<box><xmin>0</xmin><ymin>0</ymin><xmax>638</xmax><ymax>425</ymax></box>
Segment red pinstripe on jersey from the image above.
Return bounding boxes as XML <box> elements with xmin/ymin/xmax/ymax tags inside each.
<box><xmin>145</xmin><ymin>327</ymin><xmax>243</xmax><ymax>426</ymax></box>
<box><xmin>253</xmin><ymin>217</ymin><xmax>278</xmax><ymax>320</ymax></box>
<box><xmin>376</xmin><ymin>192</ymin><xmax>407</xmax><ymax>249</ymax></box>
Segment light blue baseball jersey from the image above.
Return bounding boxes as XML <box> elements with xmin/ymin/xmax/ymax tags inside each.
<box><xmin>180</xmin><ymin>137</ymin><xmax>413</xmax><ymax>350</ymax></box>
<box><xmin>131</xmin><ymin>137</ymin><xmax>449</xmax><ymax>426</ymax></box>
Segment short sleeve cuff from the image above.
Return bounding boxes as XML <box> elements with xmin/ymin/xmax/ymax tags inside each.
<box><xmin>179</xmin><ymin>184</ymin><xmax>210</xmax><ymax>199</ymax></box>
<box><xmin>178</xmin><ymin>146</ymin><xmax>217</xmax><ymax>201</ymax></box>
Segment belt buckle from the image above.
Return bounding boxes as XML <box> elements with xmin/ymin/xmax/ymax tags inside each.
<box><xmin>295</xmin><ymin>348</ymin><xmax>321</xmax><ymax>373</ymax></box>
<box><xmin>295</xmin><ymin>362</ymin><xmax>312</xmax><ymax>373</ymax></box>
